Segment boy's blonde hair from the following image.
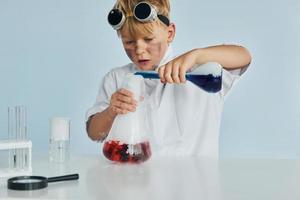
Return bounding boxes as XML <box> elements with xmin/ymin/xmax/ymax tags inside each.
<box><xmin>114</xmin><ymin>0</ymin><xmax>171</xmax><ymax>39</ymax></box>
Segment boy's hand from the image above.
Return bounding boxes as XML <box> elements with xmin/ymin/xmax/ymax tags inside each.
<box><xmin>157</xmin><ymin>49</ymin><xmax>198</xmax><ymax>84</ymax></box>
<box><xmin>108</xmin><ymin>88</ymin><xmax>138</xmax><ymax>116</ymax></box>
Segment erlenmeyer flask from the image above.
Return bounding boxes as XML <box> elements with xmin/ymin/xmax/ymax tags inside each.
<box><xmin>102</xmin><ymin>74</ymin><xmax>151</xmax><ymax>164</ymax></box>
<box><xmin>134</xmin><ymin>62</ymin><xmax>222</xmax><ymax>93</ymax></box>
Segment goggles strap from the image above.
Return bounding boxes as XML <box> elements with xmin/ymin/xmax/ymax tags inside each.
<box><xmin>157</xmin><ymin>15</ymin><xmax>170</xmax><ymax>27</ymax></box>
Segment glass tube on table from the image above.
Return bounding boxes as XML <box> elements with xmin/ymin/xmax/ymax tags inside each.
<box><xmin>8</xmin><ymin>106</ymin><xmax>28</xmax><ymax>169</ymax></box>
<box><xmin>8</xmin><ymin>107</ymin><xmax>16</xmax><ymax>169</ymax></box>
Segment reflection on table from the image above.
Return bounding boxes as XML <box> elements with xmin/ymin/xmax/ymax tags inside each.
<box><xmin>0</xmin><ymin>155</ymin><xmax>300</xmax><ymax>200</ymax></box>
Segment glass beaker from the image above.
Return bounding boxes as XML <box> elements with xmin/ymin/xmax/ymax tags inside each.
<box><xmin>49</xmin><ymin>117</ymin><xmax>70</xmax><ymax>163</ymax></box>
<box><xmin>102</xmin><ymin>74</ymin><xmax>151</xmax><ymax>164</ymax></box>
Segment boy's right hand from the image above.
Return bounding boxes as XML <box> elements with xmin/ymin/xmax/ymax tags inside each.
<box><xmin>108</xmin><ymin>88</ymin><xmax>138</xmax><ymax>116</ymax></box>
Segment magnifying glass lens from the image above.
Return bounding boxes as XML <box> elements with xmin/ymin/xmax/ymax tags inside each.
<box><xmin>13</xmin><ymin>179</ymin><xmax>43</xmax><ymax>184</ymax></box>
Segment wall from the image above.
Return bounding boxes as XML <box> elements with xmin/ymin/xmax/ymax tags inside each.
<box><xmin>0</xmin><ymin>0</ymin><xmax>299</xmax><ymax>158</ymax></box>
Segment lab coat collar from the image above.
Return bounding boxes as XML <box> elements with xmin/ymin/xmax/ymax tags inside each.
<box><xmin>155</xmin><ymin>45</ymin><xmax>174</xmax><ymax>70</ymax></box>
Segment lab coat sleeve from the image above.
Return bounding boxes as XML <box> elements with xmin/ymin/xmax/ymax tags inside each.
<box><xmin>85</xmin><ymin>71</ymin><xmax>117</xmax><ymax>122</ymax></box>
<box><xmin>219</xmin><ymin>64</ymin><xmax>249</xmax><ymax>99</ymax></box>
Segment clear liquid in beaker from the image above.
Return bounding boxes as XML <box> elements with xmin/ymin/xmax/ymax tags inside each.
<box><xmin>49</xmin><ymin>140</ymin><xmax>70</xmax><ymax>163</ymax></box>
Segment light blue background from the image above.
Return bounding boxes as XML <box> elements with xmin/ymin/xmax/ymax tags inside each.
<box><xmin>0</xmin><ymin>0</ymin><xmax>299</xmax><ymax>158</ymax></box>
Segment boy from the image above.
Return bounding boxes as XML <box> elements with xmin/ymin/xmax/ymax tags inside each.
<box><xmin>86</xmin><ymin>0</ymin><xmax>251</xmax><ymax>157</ymax></box>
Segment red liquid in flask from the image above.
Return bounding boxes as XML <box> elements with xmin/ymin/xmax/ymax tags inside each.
<box><xmin>103</xmin><ymin>140</ymin><xmax>151</xmax><ymax>163</ymax></box>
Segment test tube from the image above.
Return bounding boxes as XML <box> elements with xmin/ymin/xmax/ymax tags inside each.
<box><xmin>8</xmin><ymin>106</ymin><xmax>27</xmax><ymax>169</ymax></box>
<box><xmin>19</xmin><ymin>106</ymin><xmax>27</xmax><ymax>169</ymax></box>
<box><xmin>8</xmin><ymin>107</ymin><xmax>16</xmax><ymax>168</ymax></box>
<box><xmin>23</xmin><ymin>107</ymin><xmax>28</xmax><ymax>168</ymax></box>
<box><xmin>16</xmin><ymin>106</ymin><xmax>20</xmax><ymax>169</ymax></box>
<box><xmin>18</xmin><ymin>106</ymin><xmax>27</xmax><ymax>168</ymax></box>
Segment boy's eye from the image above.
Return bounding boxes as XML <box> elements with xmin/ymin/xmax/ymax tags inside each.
<box><xmin>144</xmin><ymin>38</ymin><xmax>154</xmax><ymax>42</ymax></box>
<box><xmin>125</xmin><ymin>41</ymin><xmax>134</xmax><ymax>45</ymax></box>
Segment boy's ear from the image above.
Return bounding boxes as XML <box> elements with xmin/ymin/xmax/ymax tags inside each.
<box><xmin>167</xmin><ymin>23</ymin><xmax>176</xmax><ymax>44</ymax></box>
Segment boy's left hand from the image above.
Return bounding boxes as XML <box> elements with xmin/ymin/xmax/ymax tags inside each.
<box><xmin>157</xmin><ymin>49</ymin><xmax>198</xmax><ymax>84</ymax></box>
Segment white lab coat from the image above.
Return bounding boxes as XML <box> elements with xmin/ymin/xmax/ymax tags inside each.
<box><xmin>86</xmin><ymin>46</ymin><xmax>248</xmax><ymax>158</ymax></box>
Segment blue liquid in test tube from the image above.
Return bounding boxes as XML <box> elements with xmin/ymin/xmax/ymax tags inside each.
<box><xmin>134</xmin><ymin>62</ymin><xmax>222</xmax><ymax>93</ymax></box>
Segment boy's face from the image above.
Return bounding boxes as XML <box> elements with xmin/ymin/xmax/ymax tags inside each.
<box><xmin>120</xmin><ymin>23</ymin><xmax>175</xmax><ymax>71</ymax></box>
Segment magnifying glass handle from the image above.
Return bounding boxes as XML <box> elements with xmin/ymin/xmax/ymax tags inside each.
<box><xmin>47</xmin><ymin>173</ymin><xmax>79</xmax><ymax>183</ymax></box>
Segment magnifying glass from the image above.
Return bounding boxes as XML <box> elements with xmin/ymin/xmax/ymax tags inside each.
<box><xmin>7</xmin><ymin>173</ymin><xmax>79</xmax><ymax>190</ymax></box>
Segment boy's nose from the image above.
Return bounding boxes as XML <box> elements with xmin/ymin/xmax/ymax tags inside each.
<box><xmin>135</xmin><ymin>40</ymin><xmax>146</xmax><ymax>55</ymax></box>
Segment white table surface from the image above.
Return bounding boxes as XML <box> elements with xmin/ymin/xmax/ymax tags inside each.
<box><xmin>0</xmin><ymin>155</ymin><xmax>300</xmax><ymax>200</ymax></box>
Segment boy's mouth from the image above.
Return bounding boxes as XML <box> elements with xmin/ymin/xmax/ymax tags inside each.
<box><xmin>138</xmin><ymin>59</ymin><xmax>150</xmax><ymax>66</ymax></box>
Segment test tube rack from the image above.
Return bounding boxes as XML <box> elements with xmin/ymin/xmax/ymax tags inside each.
<box><xmin>0</xmin><ymin>139</ymin><xmax>32</xmax><ymax>177</ymax></box>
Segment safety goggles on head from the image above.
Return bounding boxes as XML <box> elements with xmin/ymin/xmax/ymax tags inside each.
<box><xmin>107</xmin><ymin>1</ymin><xmax>170</xmax><ymax>30</ymax></box>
